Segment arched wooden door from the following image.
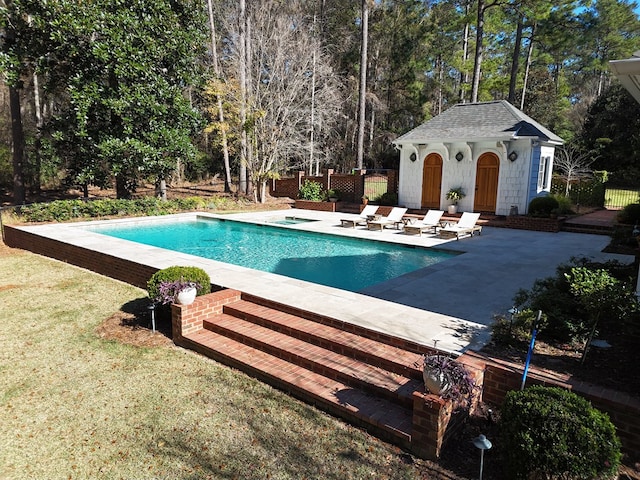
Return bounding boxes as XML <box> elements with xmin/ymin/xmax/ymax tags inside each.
<box><xmin>421</xmin><ymin>153</ymin><xmax>443</xmax><ymax>209</ymax></box>
<box><xmin>474</xmin><ymin>153</ymin><xmax>499</xmax><ymax>212</ymax></box>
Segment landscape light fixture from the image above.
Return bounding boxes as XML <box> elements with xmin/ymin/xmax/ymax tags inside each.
<box><xmin>508</xmin><ymin>306</ymin><xmax>519</xmax><ymax>334</ymax></box>
<box><xmin>147</xmin><ymin>302</ymin><xmax>157</xmax><ymax>333</ymax></box>
<box><xmin>508</xmin><ymin>151</ymin><xmax>518</xmax><ymax>162</ymax></box>
<box><xmin>473</xmin><ymin>434</ymin><xmax>492</xmax><ymax>480</ymax></box>
<box><xmin>455</xmin><ymin>151</ymin><xmax>464</xmax><ymax>162</ymax></box>
<box><xmin>410</xmin><ymin>152</ymin><xmax>417</xmax><ymax>162</ymax></box>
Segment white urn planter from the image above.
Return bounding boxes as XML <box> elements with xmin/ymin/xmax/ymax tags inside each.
<box><xmin>423</xmin><ymin>368</ymin><xmax>452</xmax><ymax>396</ymax></box>
<box><xmin>447</xmin><ymin>205</ymin><xmax>458</xmax><ymax>214</ymax></box>
<box><xmin>176</xmin><ymin>287</ymin><xmax>197</xmax><ymax>305</ymax></box>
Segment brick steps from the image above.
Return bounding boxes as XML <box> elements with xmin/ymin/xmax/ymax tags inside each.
<box><xmin>561</xmin><ymin>223</ymin><xmax>613</xmax><ymax>235</ymax></box>
<box><xmin>183</xmin><ymin>294</ymin><xmax>429</xmax><ymax>447</ymax></box>
<box><xmin>204</xmin><ymin>313</ymin><xmax>422</xmax><ymax>409</ymax></box>
<box><xmin>172</xmin><ymin>290</ymin><xmax>472</xmax><ymax>459</ymax></box>
<box><xmin>222</xmin><ymin>299</ymin><xmax>424</xmax><ymax>380</ymax></box>
<box><xmin>183</xmin><ymin>327</ymin><xmax>413</xmax><ymax>448</ymax></box>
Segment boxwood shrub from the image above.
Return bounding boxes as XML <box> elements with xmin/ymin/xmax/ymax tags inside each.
<box><xmin>617</xmin><ymin>203</ymin><xmax>640</xmax><ymax>225</ymax></box>
<box><xmin>501</xmin><ymin>386</ymin><xmax>621</xmax><ymax>480</ymax></box>
<box><xmin>373</xmin><ymin>192</ymin><xmax>398</xmax><ymax>206</ymax></box>
<box><xmin>147</xmin><ymin>266</ymin><xmax>211</xmax><ymax>302</ymax></box>
<box><xmin>527</xmin><ymin>195</ymin><xmax>559</xmax><ymax>217</ymax></box>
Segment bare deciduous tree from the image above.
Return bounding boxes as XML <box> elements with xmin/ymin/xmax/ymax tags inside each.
<box><xmin>554</xmin><ymin>145</ymin><xmax>596</xmax><ymax>196</ymax></box>
<box><xmin>223</xmin><ymin>0</ymin><xmax>342</xmax><ymax>203</ymax></box>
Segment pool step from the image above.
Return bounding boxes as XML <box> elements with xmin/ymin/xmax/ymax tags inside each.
<box><xmin>178</xmin><ymin>293</ymin><xmax>442</xmax><ymax>451</ymax></box>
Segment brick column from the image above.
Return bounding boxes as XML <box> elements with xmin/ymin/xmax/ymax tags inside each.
<box><xmin>171</xmin><ymin>289</ymin><xmax>241</xmax><ymax>343</ymax></box>
<box><xmin>322</xmin><ymin>169</ymin><xmax>334</xmax><ymax>190</ymax></box>
<box><xmin>411</xmin><ymin>391</ymin><xmax>451</xmax><ymax>459</ymax></box>
<box><xmin>353</xmin><ymin>169</ymin><xmax>366</xmax><ymax>202</ymax></box>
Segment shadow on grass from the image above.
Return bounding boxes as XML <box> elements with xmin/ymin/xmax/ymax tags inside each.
<box><xmin>145</xmin><ymin>387</ymin><xmax>422</xmax><ymax>480</ymax></box>
<box><xmin>96</xmin><ymin>297</ymin><xmax>173</xmax><ymax>346</ymax></box>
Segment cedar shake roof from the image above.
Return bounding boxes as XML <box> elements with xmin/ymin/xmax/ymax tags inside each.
<box><xmin>394</xmin><ymin>100</ymin><xmax>564</xmax><ymax>145</ymax></box>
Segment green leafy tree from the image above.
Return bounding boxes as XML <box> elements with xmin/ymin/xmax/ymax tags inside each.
<box><xmin>9</xmin><ymin>0</ymin><xmax>207</xmax><ymax>199</ymax></box>
<box><xmin>578</xmin><ymin>82</ymin><xmax>640</xmax><ymax>182</ymax></box>
<box><xmin>0</xmin><ymin>0</ymin><xmax>44</xmax><ymax>203</ymax></box>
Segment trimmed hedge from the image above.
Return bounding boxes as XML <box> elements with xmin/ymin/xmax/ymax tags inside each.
<box><xmin>15</xmin><ymin>197</ymin><xmax>207</xmax><ymax>223</ymax></box>
<box><xmin>147</xmin><ymin>266</ymin><xmax>211</xmax><ymax>302</ymax></box>
<box><xmin>373</xmin><ymin>192</ymin><xmax>398</xmax><ymax>206</ymax></box>
<box><xmin>617</xmin><ymin>203</ymin><xmax>640</xmax><ymax>225</ymax></box>
<box><xmin>501</xmin><ymin>386</ymin><xmax>621</xmax><ymax>479</ymax></box>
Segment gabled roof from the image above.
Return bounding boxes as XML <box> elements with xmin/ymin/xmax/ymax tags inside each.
<box><xmin>609</xmin><ymin>52</ymin><xmax>640</xmax><ymax>104</ymax></box>
<box><xmin>394</xmin><ymin>100</ymin><xmax>564</xmax><ymax>145</ymax></box>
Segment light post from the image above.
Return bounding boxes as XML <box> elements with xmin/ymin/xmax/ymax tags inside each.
<box><xmin>507</xmin><ymin>306</ymin><xmax>519</xmax><ymax>334</ymax></box>
<box><xmin>473</xmin><ymin>434</ymin><xmax>492</xmax><ymax>480</ymax></box>
<box><xmin>147</xmin><ymin>302</ymin><xmax>157</xmax><ymax>333</ymax></box>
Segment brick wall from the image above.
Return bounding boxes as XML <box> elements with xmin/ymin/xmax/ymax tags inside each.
<box><xmin>411</xmin><ymin>392</ymin><xmax>453</xmax><ymax>459</ymax></box>
<box><xmin>505</xmin><ymin>215</ymin><xmax>563</xmax><ymax>232</ymax></box>
<box><xmin>3</xmin><ymin>225</ymin><xmax>157</xmax><ymax>289</ymax></box>
<box><xmin>271</xmin><ymin>169</ymin><xmax>393</xmax><ymax>204</ymax></box>
<box><xmin>461</xmin><ymin>351</ymin><xmax>640</xmax><ymax>460</ymax></box>
<box><xmin>293</xmin><ymin>200</ymin><xmax>337</xmax><ymax>212</ymax></box>
<box><xmin>172</xmin><ymin>289</ymin><xmax>242</xmax><ymax>342</ymax></box>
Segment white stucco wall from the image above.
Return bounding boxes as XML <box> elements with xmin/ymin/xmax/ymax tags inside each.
<box><xmin>398</xmin><ymin>139</ymin><xmax>554</xmax><ymax>215</ymax></box>
<box><xmin>495</xmin><ymin>139</ymin><xmax>533</xmax><ymax>216</ymax></box>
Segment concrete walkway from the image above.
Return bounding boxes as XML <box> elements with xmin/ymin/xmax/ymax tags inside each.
<box><xmin>9</xmin><ymin>209</ymin><xmax>630</xmax><ymax>354</ymax></box>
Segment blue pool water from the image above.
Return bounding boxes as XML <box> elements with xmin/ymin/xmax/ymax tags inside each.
<box><xmin>85</xmin><ymin>217</ymin><xmax>456</xmax><ymax>292</ymax></box>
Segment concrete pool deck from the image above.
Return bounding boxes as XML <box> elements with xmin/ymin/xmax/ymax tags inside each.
<box><xmin>5</xmin><ymin>209</ymin><xmax>629</xmax><ymax>354</ymax></box>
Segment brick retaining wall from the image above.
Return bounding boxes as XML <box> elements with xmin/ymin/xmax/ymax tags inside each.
<box><xmin>172</xmin><ymin>289</ymin><xmax>241</xmax><ymax>342</ymax></box>
<box><xmin>461</xmin><ymin>351</ymin><xmax>640</xmax><ymax>460</ymax></box>
<box><xmin>505</xmin><ymin>215</ymin><xmax>563</xmax><ymax>232</ymax></box>
<box><xmin>3</xmin><ymin>225</ymin><xmax>157</xmax><ymax>289</ymax></box>
<box><xmin>293</xmin><ymin>200</ymin><xmax>337</xmax><ymax>212</ymax></box>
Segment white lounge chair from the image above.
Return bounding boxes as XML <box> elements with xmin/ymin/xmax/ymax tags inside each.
<box><xmin>367</xmin><ymin>207</ymin><xmax>408</xmax><ymax>231</ymax></box>
<box><xmin>340</xmin><ymin>205</ymin><xmax>379</xmax><ymax>228</ymax></box>
<box><xmin>403</xmin><ymin>210</ymin><xmax>444</xmax><ymax>236</ymax></box>
<box><xmin>439</xmin><ymin>212</ymin><xmax>482</xmax><ymax>240</ymax></box>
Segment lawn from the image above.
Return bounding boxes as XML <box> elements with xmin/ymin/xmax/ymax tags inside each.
<box><xmin>0</xmin><ymin>243</ymin><xmax>429</xmax><ymax>480</ymax></box>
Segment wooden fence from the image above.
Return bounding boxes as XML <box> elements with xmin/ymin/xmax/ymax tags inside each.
<box><xmin>270</xmin><ymin>169</ymin><xmax>398</xmax><ymax>203</ymax></box>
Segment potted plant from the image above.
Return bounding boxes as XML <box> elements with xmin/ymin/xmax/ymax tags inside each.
<box><xmin>446</xmin><ymin>187</ymin><xmax>465</xmax><ymax>214</ymax></box>
<box><xmin>361</xmin><ymin>195</ymin><xmax>369</xmax><ymax>205</ymax></box>
<box><xmin>326</xmin><ymin>189</ymin><xmax>340</xmax><ymax>202</ymax></box>
<box><xmin>421</xmin><ymin>354</ymin><xmax>476</xmax><ymax>408</ymax></box>
<box><xmin>157</xmin><ymin>278</ymin><xmax>202</xmax><ymax>305</ymax></box>
<box><xmin>147</xmin><ymin>266</ymin><xmax>211</xmax><ymax>305</ymax></box>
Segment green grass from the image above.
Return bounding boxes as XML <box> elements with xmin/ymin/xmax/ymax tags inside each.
<box><xmin>604</xmin><ymin>188</ymin><xmax>640</xmax><ymax>209</ymax></box>
<box><xmin>0</xmin><ymin>248</ymin><xmax>422</xmax><ymax>480</ymax></box>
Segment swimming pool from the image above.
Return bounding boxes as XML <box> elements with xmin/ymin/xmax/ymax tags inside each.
<box><xmin>85</xmin><ymin>216</ymin><xmax>456</xmax><ymax>292</ymax></box>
